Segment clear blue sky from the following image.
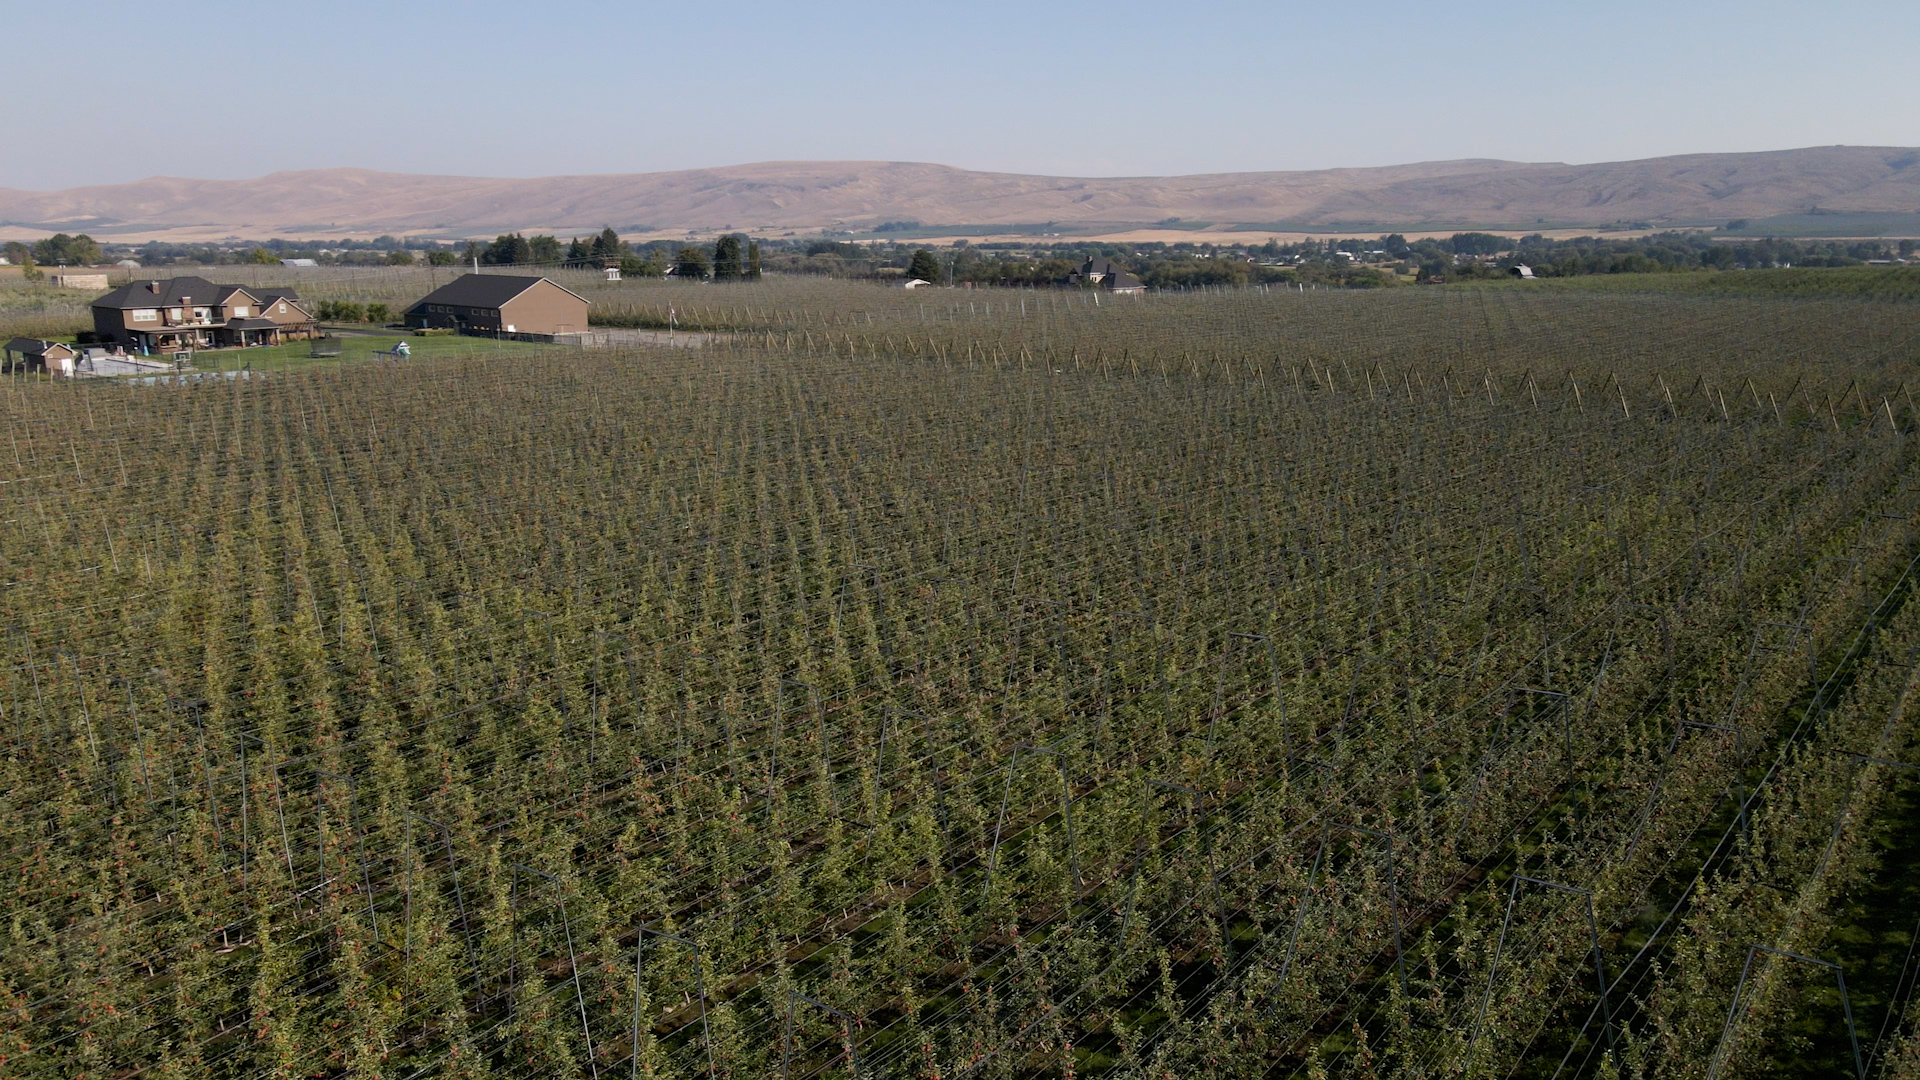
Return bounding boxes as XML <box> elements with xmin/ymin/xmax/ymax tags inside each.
<box><xmin>8</xmin><ymin>0</ymin><xmax>1917</xmax><ymax>190</ymax></box>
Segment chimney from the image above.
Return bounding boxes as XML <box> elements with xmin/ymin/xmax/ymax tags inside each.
<box><xmin>148</xmin><ymin>281</ymin><xmax>160</xmax><ymax>293</ymax></box>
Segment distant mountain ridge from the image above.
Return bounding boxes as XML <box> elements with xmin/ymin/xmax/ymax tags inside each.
<box><xmin>3</xmin><ymin>146</ymin><xmax>1917</xmax><ymax>237</ymax></box>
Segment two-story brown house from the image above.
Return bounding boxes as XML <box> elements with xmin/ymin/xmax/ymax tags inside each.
<box><xmin>90</xmin><ymin>277</ymin><xmax>317</xmax><ymax>353</ymax></box>
<box><xmin>405</xmin><ymin>274</ymin><xmax>590</xmax><ymax>338</ymax></box>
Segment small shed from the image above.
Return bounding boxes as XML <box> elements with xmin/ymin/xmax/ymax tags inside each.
<box><xmin>603</xmin><ymin>266</ymin><xmax>622</xmax><ymax>282</ymax></box>
<box><xmin>902</xmin><ymin>278</ymin><xmax>932</xmax><ymax>289</ymax></box>
<box><xmin>1510</xmin><ymin>264</ymin><xmax>1536</xmax><ymax>279</ymax></box>
<box><xmin>3</xmin><ymin>337</ymin><xmax>77</xmax><ymax>374</ymax></box>
<box><xmin>280</xmin><ymin>258</ymin><xmax>318</xmax><ymax>268</ymax></box>
<box><xmin>52</xmin><ymin>272</ymin><xmax>111</xmax><ymax>290</ymax></box>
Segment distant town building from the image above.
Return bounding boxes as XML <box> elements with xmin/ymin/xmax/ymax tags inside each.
<box><xmin>90</xmin><ymin>277</ymin><xmax>318</xmax><ymax>352</ymax></box>
<box><xmin>280</xmin><ymin>258</ymin><xmax>317</xmax><ymax>267</ymax></box>
<box><xmin>405</xmin><ymin>274</ymin><xmax>590</xmax><ymax>338</ymax></box>
<box><xmin>1068</xmin><ymin>257</ymin><xmax>1121</xmax><ymax>286</ymax></box>
<box><xmin>1068</xmin><ymin>257</ymin><xmax>1146</xmax><ymax>292</ymax></box>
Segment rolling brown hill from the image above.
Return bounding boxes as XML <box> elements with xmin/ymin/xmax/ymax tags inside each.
<box><xmin>4</xmin><ymin>146</ymin><xmax>1917</xmax><ymax>237</ymax></box>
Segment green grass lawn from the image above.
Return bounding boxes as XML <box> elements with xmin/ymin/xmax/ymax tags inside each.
<box><xmin>172</xmin><ymin>327</ymin><xmax>558</xmax><ymax>375</ymax></box>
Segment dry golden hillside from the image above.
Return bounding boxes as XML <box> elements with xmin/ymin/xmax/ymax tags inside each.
<box><xmin>3</xmin><ymin>146</ymin><xmax>1916</xmax><ymax>236</ymax></box>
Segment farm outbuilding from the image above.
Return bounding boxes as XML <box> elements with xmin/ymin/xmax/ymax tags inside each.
<box><xmin>3</xmin><ymin>337</ymin><xmax>76</xmax><ymax>374</ymax></box>
<box><xmin>405</xmin><ymin>274</ymin><xmax>591</xmax><ymax>339</ymax></box>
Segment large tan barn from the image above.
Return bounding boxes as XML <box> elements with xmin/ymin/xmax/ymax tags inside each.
<box><xmin>404</xmin><ymin>274</ymin><xmax>590</xmax><ymax>338</ymax></box>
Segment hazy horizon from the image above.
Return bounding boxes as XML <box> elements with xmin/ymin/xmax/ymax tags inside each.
<box><xmin>13</xmin><ymin>143</ymin><xmax>1920</xmax><ymax>193</ymax></box>
<box><xmin>9</xmin><ymin>0</ymin><xmax>1918</xmax><ymax>191</ymax></box>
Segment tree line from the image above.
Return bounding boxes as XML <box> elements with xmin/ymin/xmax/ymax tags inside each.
<box><xmin>460</xmin><ymin>229</ymin><xmax>765</xmax><ymax>281</ymax></box>
<box><xmin>10</xmin><ymin>226</ymin><xmax>1915</xmax><ymax>290</ymax></box>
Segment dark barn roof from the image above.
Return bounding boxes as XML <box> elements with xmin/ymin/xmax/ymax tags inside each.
<box><xmin>406</xmin><ymin>274</ymin><xmax>588</xmax><ymax>312</ymax></box>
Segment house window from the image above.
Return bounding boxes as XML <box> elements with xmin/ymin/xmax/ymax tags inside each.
<box><xmin>131</xmin><ymin>309</ymin><xmax>157</xmax><ymax>321</ymax></box>
<box><xmin>232</xmin><ymin>305</ymin><xmax>250</xmax><ymax>317</ymax></box>
<box><xmin>193</xmin><ymin>308</ymin><xmax>210</xmax><ymax>320</ymax></box>
<box><xmin>168</xmin><ymin>309</ymin><xmax>183</xmax><ymax>320</ymax></box>
<box><xmin>278</xmin><ymin>303</ymin><xmax>288</xmax><ymax>313</ymax></box>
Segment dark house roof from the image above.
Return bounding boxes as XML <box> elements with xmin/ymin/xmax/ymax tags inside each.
<box><xmin>92</xmin><ymin>276</ymin><xmax>245</xmax><ymax>309</ymax></box>
<box><xmin>406</xmin><ymin>274</ymin><xmax>588</xmax><ymax>312</ymax></box>
<box><xmin>4</xmin><ymin>337</ymin><xmax>72</xmax><ymax>355</ymax></box>
<box><xmin>1105</xmin><ymin>271</ymin><xmax>1144</xmax><ymax>290</ymax></box>
<box><xmin>1081</xmin><ymin>257</ymin><xmax>1120</xmax><ymax>278</ymax></box>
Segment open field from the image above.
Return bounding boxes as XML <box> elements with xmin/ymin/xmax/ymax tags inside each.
<box><xmin>3</xmin><ymin>278</ymin><xmax>1920</xmax><ymax>1079</ymax></box>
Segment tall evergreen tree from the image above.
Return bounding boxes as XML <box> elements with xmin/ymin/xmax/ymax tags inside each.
<box><xmin>746</xmin><ymin>240</ymin><xmax>762</xmax><ymax>280</ymax></box>
<box><xmin>712</xmin><ymin>235</ymin><xmax>744</xmax><ymax>280</ymax></box>
<box><xmin>907</xmin><ymin>248</ymin><xmax>943</xmax><ymax>283</ymax></box>
<box><xmin>592</xmin><ymin>226</ymin><xmax>623</xmax><ymax>259</ymax></box>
